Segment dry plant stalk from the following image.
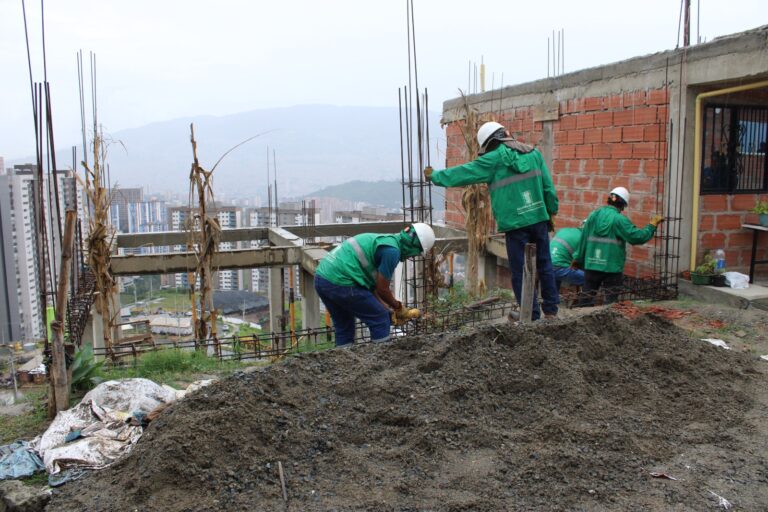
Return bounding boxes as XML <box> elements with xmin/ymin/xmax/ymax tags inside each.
<box><xmin>458</xmin><ymin>93</ymin><xmax>494</xmax><ymax>297</ymax></box>
<box><xmin>82</xmin><ymin>129</ymin><xmax>118</xmax><ymax>352</ymax></box>
<box><xmin>188</xmin><ymin>124</ymin><xmax>222</xmax><ymax>353</ymax></box>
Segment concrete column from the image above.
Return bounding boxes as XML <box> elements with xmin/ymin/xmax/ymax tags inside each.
<box><xmin>482</xmin><ymin>252</ymin><xmax>498</xmax><ymax>291</ymax></box>
<box><xmin>300</xmin><ymin>269</ymin><xmax>321</xmax><ymax>329</ymax></box>
<box><xmin>268</xmin><ymin>267</ymin><xmax>283</xmax><ymax>333</ymax></box>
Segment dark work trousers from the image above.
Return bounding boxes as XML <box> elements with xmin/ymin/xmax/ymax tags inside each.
<box><xmin>581</xmin><ymin>270</ymin><xmax>624</xmax><ymax>306</ymax></box>
<box><xmin>504</xmin><ymin>220</ymin><xmax>560</xmax><ymax>321</ymax></box>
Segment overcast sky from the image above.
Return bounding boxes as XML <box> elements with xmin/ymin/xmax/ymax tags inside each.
<box><xmin>0</xmin><ymin>0</ymin><xmax>765</xmax><ymax>160</ymax></box>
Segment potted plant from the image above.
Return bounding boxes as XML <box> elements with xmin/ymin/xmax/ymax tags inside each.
<box><xmin>691</xmin><ymin>255</ymin><xmax>716</xmax><ymax>285</ymax></box>
<box><xmin>751</xmin><ymin>199</ymin><xmax>768</xmax><ymax>227</ymax></box>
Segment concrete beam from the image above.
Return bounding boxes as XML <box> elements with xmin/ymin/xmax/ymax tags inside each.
<box><xmin>116</xmin><ymin>227</ymin><xmax>270</xmax><ymax>248</ymax></box>
<box><xmin>111</xmin><ymin>246</ymin><xmax>302</xmax><ymax>275</ymax></box>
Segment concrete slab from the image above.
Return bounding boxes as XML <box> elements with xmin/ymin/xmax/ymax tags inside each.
<box><xmin>678</xmin><ymin>279</ymin><xmax>768</xmax><ymax>309</ymax></box>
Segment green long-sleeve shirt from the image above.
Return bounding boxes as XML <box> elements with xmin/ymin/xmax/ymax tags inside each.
<box><xmin>573</xmin><ymin>205</ymin><xmax>657</xmax><ymax>273</ymax></box>
<box><xmin>431</xmin><ymin>144</ymin><xmax>558</xmax><ymax>232</ymax></box>
<box><xmin>550</xmin><ymin>227</ymin><xmax>582</xmax><ymax>268</ymax></box>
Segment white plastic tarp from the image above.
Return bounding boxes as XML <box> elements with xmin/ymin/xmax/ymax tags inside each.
<box><xmin>30</xmin><ymin>378</ymin><xmax>178</xmax><ymax>474</ymax></box>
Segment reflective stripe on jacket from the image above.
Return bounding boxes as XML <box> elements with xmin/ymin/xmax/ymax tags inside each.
<box><xmin>430</xmin><ymin>145</ymin><xmax>558</xmax><ymax>232</ymax></box>
<box><xmin>573</xmin><ymin>205</ymin><xmax>656</xmax><ymax>273</ymax></box>
<box><xmin>316</xmin><ymin>233</ymin><xmax>400</xmax><ymax>289</ymax></box>
<box><xmin>550</xmin><ymin>227</ymin><xmax>582</xmax><ymax>268</ymax></box>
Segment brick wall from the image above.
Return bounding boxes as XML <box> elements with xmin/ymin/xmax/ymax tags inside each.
<box><xmin>442</xmin><ymin>89</ymin><xmax>668</xmax><ymax>279</ymax></box>
<box><xmin>698</xmin><ymin>194</ymin><xmax>768</xmax><ymax>273</ymax></box>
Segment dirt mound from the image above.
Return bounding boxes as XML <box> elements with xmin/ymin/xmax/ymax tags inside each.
<box><xmin>47</xmin><ymin>311</ymin><xmax>767</xmax><ymax>511</ymax></box>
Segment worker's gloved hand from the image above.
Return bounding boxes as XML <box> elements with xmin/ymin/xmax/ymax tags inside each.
<box><xmin>392</xmin><ymin>305</ymin><xmax>421</xmax><ymax>326</ymax></box>
<box><xmin>650</xmin><ymin>214</ymin><xmax>665</xmax><ymax>227</ymax></box>
<box><xmin>424</xmin><ymin>166</ymin><xmax>433</xmax><ymax>182</ymax></box>
<box><xmin>547</xmin><ymin>215</ymin><xmax>556</xmax><ymax>233</ymax></box>
<box><xmin>569</xmin><ymin>260</ymin><xmax>580</xmax><ymax>270</ymax></box>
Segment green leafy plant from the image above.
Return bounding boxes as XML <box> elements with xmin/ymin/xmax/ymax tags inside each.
<box><xmin>70</xmin><ymin>345</ymin><xmax>105</xmax><ymax>392</ymax></box>
<box><xmin>750</xmin><ymin>199</ymin><xmax>768</xmax><ymax>214</ymax></box>
<box><xmin>694</xmin><ymin>255</ymin><xmax>717</xmax><ymax>275</ymax></box>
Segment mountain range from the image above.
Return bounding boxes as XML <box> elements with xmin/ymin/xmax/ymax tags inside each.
<box><xmin>14</xmin><ymin>105</ymin><xmax>441</xmax><ymax>200</ymax></box>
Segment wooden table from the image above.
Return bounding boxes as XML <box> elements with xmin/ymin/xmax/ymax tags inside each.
<box><xmin>742</xmin><ymin>223</ymin><xmax>768</xmax><ymax>283</ymax></box>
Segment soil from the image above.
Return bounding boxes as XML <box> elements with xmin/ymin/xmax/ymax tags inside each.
<box><xmin>47</xmin><ymin>309</ymin><xmax>768</xmax><ymax>512</ymax></box>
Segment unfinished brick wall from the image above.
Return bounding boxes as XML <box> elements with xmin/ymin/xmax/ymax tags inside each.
<box><xmin>442</xmin><ymin>89</ymin><xmax>667</xmax><ymax>278</ymax></box>
<box><xmin>698</xmin><ymin>194</ymin><xmax>768</xmax><ymax>273</ymax></box>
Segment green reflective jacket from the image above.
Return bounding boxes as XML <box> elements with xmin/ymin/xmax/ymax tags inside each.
<box><xmin>316</xmin><ymin>233</ymin><xmax>400</xmax><ymax>289</ymax></box>
<box><xmin>573</xmin><ymin>205</ymin><xmax>656</xmax><ymax>273</ymax></box>
<box><xmin>430</xmin><ymin>145</ymin><xmax>558</xmax><ymax>232</ymax></box>
<box><xmin>550</xmin><ymin>227</ymin><xmax>582</xmax><ymax>268</ymax></box>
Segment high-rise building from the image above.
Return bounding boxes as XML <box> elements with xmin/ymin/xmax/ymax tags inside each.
<box><xmin>0</xmin><ymin>164</ymin><xmax>77</xmax><ymax>341</ymax></box>
<box><xmin>110</xmin><ymin>187</ymin><xmax>143</xmax><ymax>233</ymax></box>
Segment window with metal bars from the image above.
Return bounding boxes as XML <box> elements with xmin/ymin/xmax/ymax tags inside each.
<box><xmin>700</xmin><ymin>104</ymin><xmax>768</xmax><ymax>194</ymax></box>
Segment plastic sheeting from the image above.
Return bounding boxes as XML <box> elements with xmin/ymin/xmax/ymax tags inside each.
<box><xmin>0</xmin><ymin>441</ymin><xmax>45</xmax><ymax>480</ymax></box>
<box><xmin>30</xmin><ymin>378</ymin><xmax>179</xmax><ymax>475</ymax></box>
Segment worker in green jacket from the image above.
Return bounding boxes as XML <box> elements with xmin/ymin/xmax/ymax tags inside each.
<box><xmin>573</xmin><ymin>186</ymin><xmax>664</xmax><ymax>305</ymax></box>
<box><xmin>314</xmin><ymin>223</ymin><xmax>435</xmax><ymax>346</ymax></box>
<box><xmin>425</xmin><ymin>121</ymin><xmax>560</xmax><ymax>321</ymax></box>
<box><xmin>550</xmin><ymin>226</ymin><xmax>584</xmax><ymax>291</ymax></box>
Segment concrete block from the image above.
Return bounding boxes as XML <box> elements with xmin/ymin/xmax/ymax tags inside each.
<box><xmin>0</xmin><ymin>480</ymin><xmax>51</xmax><ymax>512</ymax></box>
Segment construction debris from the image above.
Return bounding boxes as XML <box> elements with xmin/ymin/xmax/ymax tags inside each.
<box><xmin>47</xmin><ymin>311</ymin><xmax>766</xmax><ymax>511</ymax></box>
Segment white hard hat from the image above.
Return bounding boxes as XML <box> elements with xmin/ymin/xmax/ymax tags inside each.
<box><xmin>477</xmin><ymin>121</ymin><xmax>505</xmax><ymax>150</ymax></box>
<box><xmin>411</xmin><ymin>223</ymin><xmax>435</xmax><ymax>254</ymax></box>
<box><xmin>610</xmin><ymin>186</ymin><xmax>630</xmax><ymax>205</ymax></box>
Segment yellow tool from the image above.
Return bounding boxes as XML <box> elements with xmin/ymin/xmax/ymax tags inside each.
<box><xmin>391</xmin><ymin>306</ymin><xmax>421</xmax><ymax>326</ymax></box>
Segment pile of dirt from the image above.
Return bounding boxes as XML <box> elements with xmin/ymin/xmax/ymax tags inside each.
<box><xmin>47</xmin><ymin>310</ymin><xmax>767</xmax><ymax>511</ymax></box>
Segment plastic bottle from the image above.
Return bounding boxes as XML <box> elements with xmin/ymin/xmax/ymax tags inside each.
<box><xmin>715</xmin><ymin>249</ymin><xmax>726</xmax><ymax>271</ymax></box>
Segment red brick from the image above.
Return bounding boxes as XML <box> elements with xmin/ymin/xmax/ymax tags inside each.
<box><xmin>557</xmin><ymin>145</ymin><xmax>576</xmax><ymax>159</ymax></box>
<box><xmin>593</xmin><ymin>144</ymin><xmax>612</xmax><ymax>159</ymax></box>
<box><xmin>701</xmin><ymin>195</ymin><xmax>728</xmax><ymax>211</ymax></box>
<box><xmin>509</xmin><ymin>119</ymin><xmax>523</xmax><ymax>132</ymax></box>
<box><xmin>553</xmin><ymin>159</ymin><xmax>567</xmax><ymax>172</ymax></box>
<box><xmin>622</xmin><ymin>126</ymin><xmax>645</xmax><ymax>142</ymax></box>
<box><xmin>607</xmin><ymin>94</ymin><xmax>623</xmax><ymax>109</ymax></box>
<box><xmin>584</xmin><ymin>128</ymin><xmax>602</xmax><ymax>144</ymax></box>
<box><xmin>699</xmin><ymin>214</ymin><xmax>715</xmax><ymax>231</ymax></box>
<box><xmin>728</xmin><ymin>232</ymin><xmax>754</xmax><ymax>247</ymax></box>
<box><xmin>575</xmin><ymin>175</ymin><xmax>591</xmax><ymax>188</ymax></box>
<box><xmin>575</xmin><ymin>145</ymin><xmax>593</xmax><ymax>159</ymax></box>
<box><xmin>563</xmin><ymin>190</ymin><xmax>581</xmax><ymax>202</ymax></box>
<box><xmin>554</xmin><ymin>130</ymin><xmax>568</xmax><ymax>145</ymax></box>
<box><xmin>584</xmin><ymin>159</ymin><xmax>601</xmax><ymax>173</ymax></box>
<box><xmin>700</xmin><ymin>233</ymin><xmax>727</xmax><ymax>250</ymax></box>
<box><xmin>643</xmin><ymin>124</ymin><xmax>664</xmax><ymax>142</ymax></box>
<box><xmin>567</xmin><ymin>130</ymin><xmax>585</xmax><ymax>145</ymax></box>
<box><xmin>557</xmin><ymin>204</ymin><xmax>575</xmax><ymax>218</ymax></box>
<box><xmin>623</xmin><ymin>90</ymin><xmax>647</xmax><ymax>106</ymax></box>
<box><xmin>602</xmin><ymin>126</ymin><xmax>622</xmax><ymax>143</ymax></box>
<box><xmin>593</xmin><ymin>112</ymin><xmax>613</xmax><ymax>127</ymax></box>
<box><xmin>623</xmin><ymin>261</ymin><xmax>639</xmax><ymax>277</ymax></box>
<box><xmin>657</xmin><ymin>106</ymin><xmax>668</xmax><ymax>122</ymax></box>
<box><xmin>576</xmin><ymin>114</ymin><xmax>595</xmax><ymax>129</ymax></box>
<box><xmin>612</xmin><ymin>143</ymin><xmax>633</xmax><ymax>159</ymax></box>
<box><xmin>732</xmin><ymin>195</ymin><xmax>758</xmax><ymax>211</ymax></box>
<box><xmin>613</xmin><ymin>110</ymin><xmax>635</xmax><ymax>126</ymax></box>
<box><xmin>584</xmin><ymin>97</ymin><xmax>604</xmax><ymax>111</ymax></box>
<box><xmin>521</xmin><ymin>118</ymin><xmax>534</xmax><ymax>132</ymax></box>
<box><xmin>593</xmin><ymin>176</ymin><xmax>612</xmax><ymax>191</ymax></box>
<box><xmin>558</xmin><ymin>116</ymin><xmax>577</xmax><ymax>131</ymax></box>
<box><xmin>534</xmin><ymin>121</ymin><xmax>543</xmax><ymax>131</ymax></box>
<box><xmin>642</xmin><ymin>159</ymin><xmax>664</xmax><ymax>175</ymax></box>
<box><xmin>558</xmin><ymin>174</ymin><xmax>575</xmax><ymax>188</ymax></box>
<box><xmin>602</xmin><ymin>160</ymin><xmax>620</xmax><ymax>174</ymax></box>
<box><xmin>648</xmin><ymin>88</ymin><xmax>669</xmax><ymax>105</ymax></box>
<box><xmin>632</xmin><ymin>142</ymin><xmax>658</xmax><ymax>159</ymax></box>
<box><xmin>582</xmin><ymin>190</ymin><xmax>600</xmax><ymax>204</ymax></box>
<box><xmin>622</xmin><ymin>160</ymin><xmax>642</xmax><ymax>175</ymax></box>
<box><xmin>716</xmin><ymin>214</ymin><xmax>744</xmax><ymax>230</ymax></box>
<box><xmin>631</xmin><ymin>176</ymin><xmax>655</xmax><ymax>194</ymax></box>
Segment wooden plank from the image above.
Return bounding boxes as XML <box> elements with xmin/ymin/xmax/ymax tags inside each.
<box><xmin>520</xmin><ymin>243</ymin><xmax>537</xmax><ymax>324</ymax></box>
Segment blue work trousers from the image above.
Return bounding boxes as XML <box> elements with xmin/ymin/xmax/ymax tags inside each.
<box><xmin>505</xmin><ymin>221</ymin><xmax>560</xmax><ymax>320</ymax></box>
<box><xmin>314</xmin><ymin>275</ymin><xmax>391</xmax><ymax>346</ymax></box>
<box><xmin>553</xmin><ymin>265</ymin><xmax>585</xmax><ymax>291</ymax></box>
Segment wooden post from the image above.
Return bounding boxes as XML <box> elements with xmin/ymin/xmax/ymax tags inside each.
<box><xmin>520</xmin><ymin>243</ymin><xmax>537</xmax><ymax>324</ymax></box>
<box><xmin>50</xmin><ymin>210</ymin><xmax>77</xmax><ymax>416</ymax></box>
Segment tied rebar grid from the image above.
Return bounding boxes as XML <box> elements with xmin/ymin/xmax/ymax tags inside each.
<box><xmin>93</xmin><ymin>301</ymin><xmax>515</xmax><ymax>365</ymax></box>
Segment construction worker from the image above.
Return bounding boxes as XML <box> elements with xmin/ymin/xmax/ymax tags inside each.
<box><xmin>314</xmin><ymin>223</ymin><xmax>435</xmax><ymax>346</ymax></box>
<box><xmin>425</xmin><ymin>121</ymin><xmax>559</xmax><ymax>321</ymax></box>
<box><xmin>550</xmin><ymin>226</ymin><xmax>584</xmax><ymax>291</ymax></box>
<box><xmin>573</xmin><ymin>186</ymin><xmax>664</xmax><ymax>305</ymax></box>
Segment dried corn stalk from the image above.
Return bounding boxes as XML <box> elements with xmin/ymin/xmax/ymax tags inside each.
<box><xmin>457</xmin><ymin>93</ymin><xmax>494</xmax><ymax>296</ymax></box>
<box><xmin>82</xmin><ymin>129</ymin><xmax>117</xmax><ymax>353</ymax></box>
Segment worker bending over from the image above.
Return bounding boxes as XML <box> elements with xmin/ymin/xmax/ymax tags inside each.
<box><xmin>573</xmin><ymin>187</ymin><xmax>664</xmax><ymax>305</ymax></box>
<box><xmin>550</xmin><ymin>226</ymin><xmax>584</xmax><ymax>291</ymax></box>
<box><xmin>426</xmin><ymin>121</ymin><xmax>559</xmax><ymax>321</ymax></box>
<box><xmin>314</xmin><ymin>223</ymin><xmax>435</xmax><ymax>346</ymax></box>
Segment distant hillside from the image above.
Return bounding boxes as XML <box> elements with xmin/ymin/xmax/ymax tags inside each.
<box><xmin>306</xmin><ymin>180</ymin><xmax>402</xmax><ymax>209</ymax></box>
<box><xmin>11</xmin><ymin>105</ymin><xmax>440</xmax><ymax>199</ymax></box>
